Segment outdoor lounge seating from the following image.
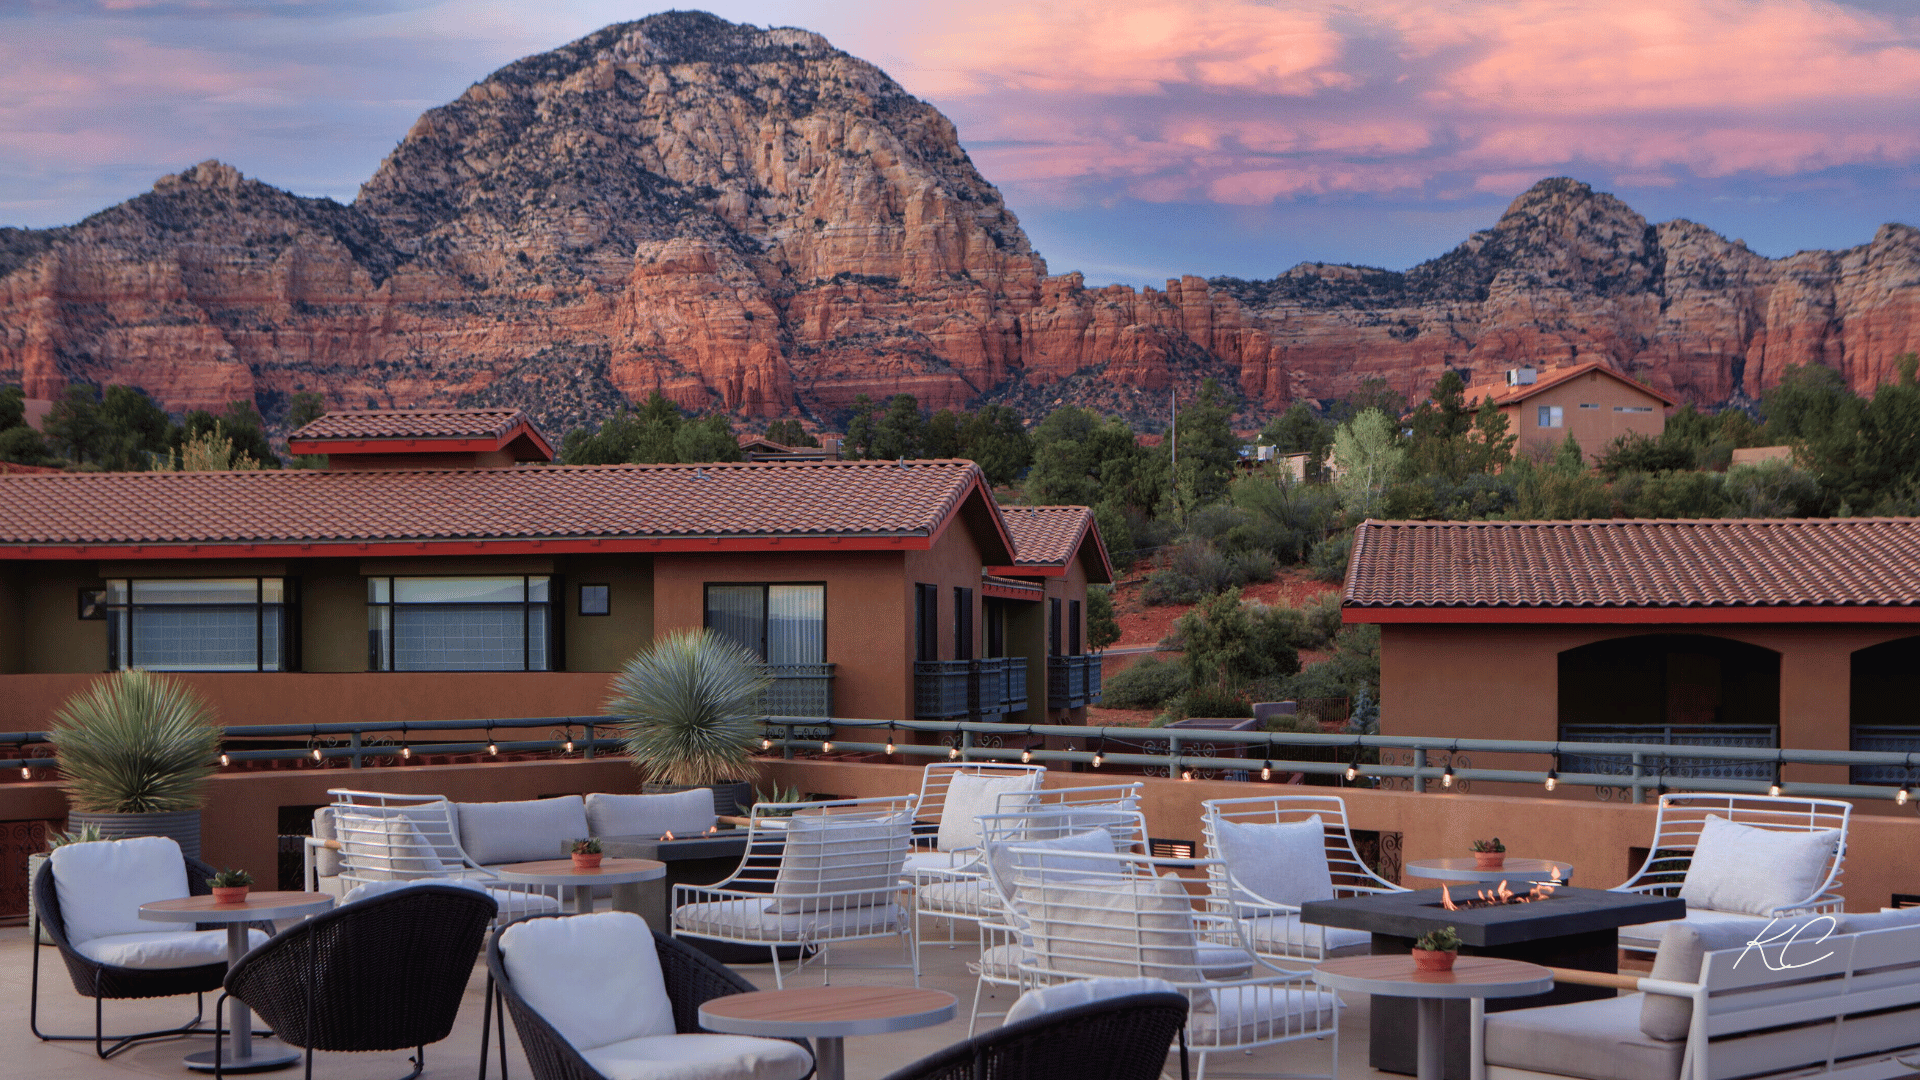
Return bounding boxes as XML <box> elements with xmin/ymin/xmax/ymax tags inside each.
<box><xmin>311</xmin><ymin>790</ymin><xmax>568</xmax><ymax>921</ymax></box>
<box><xmin>878</xmin><ymin>979</ymin><xmax>1189</xmax><ymax>1080</ymax></box>
<box><xmin>1477</xmin><ymin>908</ymin><xmax>1920</xmax><ymax>1080</ymax></box>
<box><xmin>30</xmin><ymin>835</ymin><xmax>270</xmax><ymax>1059</ymax></box>
<box><xmin>213</xmin><ymin>882</ymin><xmax>498</xmax><ymax>1080</ymax></box>
<box><xmin>903</xmin><ymin>763</ymin><xmax>1047</xmax><ymax>878</ymax></box>
<box><xmin>1610</xmin><ymin>794</ymin><xmax>1850</xmax><ymax>953</ymax></box>
<box><xmin>1005</xmin><ymin>847</ymin><xmax>1340</xmax><ymax>1080</ymax></box>
<box><xmin>671</xmin><ymin>794</ymin><xmax>918</xmax><ymax>988</ymax></box>
<box><xmin>1200</xmin><ymin>796</ymin><xmax>1401</xmax><ymax>967</ymax></box>
<box><xmin>489</xmin><ymin>911</ymin><xmax>814</xmax><ymax>1080</ymax></box>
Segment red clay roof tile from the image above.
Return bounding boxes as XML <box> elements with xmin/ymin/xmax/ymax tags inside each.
<box><xmin>1468</xmin><ymin>362</ymin><xmax>1680</xmax><ymax>408</ymax></box>
<box><xmin>1343</xmin><ymin>518</ymin><xmax>1920</xmax><ymax>609</ymax></box>
<box><xmin>999</xmin><ymin>506</ymin><xmax>1093</xmax><ymax>565</ymax></box>
<box><xmin>289</xmin><ymin>408</ymin><xmax>532</xmax><ymax>442</ymax></box>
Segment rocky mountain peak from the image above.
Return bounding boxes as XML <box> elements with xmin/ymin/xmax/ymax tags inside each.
<box><xmin>152</xmin><ymin>159</ymin><xmax>248</xmax><ymax>193</ymax></box>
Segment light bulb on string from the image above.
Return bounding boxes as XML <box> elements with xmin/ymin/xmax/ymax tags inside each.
<box><xmin>1441</xmin><ymin>763</ymin><xmax>1455</xmax><ymax>788</ymax></box>
<box><xmin>885</xmin><ymin>727</ymin><xmax>896</xmax><ymax>756</ymax></box>
<box><xmin>21</xmin><ymin>765</ymin><xmax>31</xmax><ymax>779</ymax></box>
<box><xmin>563</xmin><ymin>725</ymin><xmax>575</xmax><ymax>754</ymax></box>
<box><xmin>312</xmin><ymin>746</ymin><xmax>324</xmax><ymax>762</ymax></box>
<box><xmin>1261</xmin><ymin>761</ymin><xmax>1273</xmax><ymax>782</ymax></box>
<box><xmin>1768</xmin><ymin>754</ymin><xmax>1782</xmax><ymax>798</ymax></box>
<box><xmin>821</xmin><ymin>740</ymin><xmax>833</xmax><ymax>753</ymax></box>
<box><xmin>487</xmin><ymin>726</ymin><xmax>499</xmax><ymax>756</ymax></box>
<box><xmin>1544</xmin><ymin>768</ymin><xmax>1558</xmax><ymax>792</ymax></box>
<box><xmin>949</xmin><ymin>745</ymin><xmax>961</xmax><ymax>761</ymax></box>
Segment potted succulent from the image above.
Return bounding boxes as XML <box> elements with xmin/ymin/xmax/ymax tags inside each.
<box><xmin>208</xmin><ymin>868</ymin><xmax>253</xmax><ymax>904</ymax></box>
<box><xmin>49</xmin><ymin>671</ymin><xmax>222</xmax><ymax>860</ymax></box>
<box><xmin>606</xmin><ymin>629</ymin><xmax>770</xmax><ymax>817</ymax></box>
<box><xmin>753</xmin><ymin>784</ymin><xmax>807</xmax><ymax>818</ymax></box>
<box><xmin>1470</xmin><ymin>837</ymin><xmax>1506</xmax><ymax>870</ymax></box>
<box><xmin>1412</xmin><ymin>926</ymin><xmax>1462</xmax><ymax>972</ymax></box>
<box><xmin>570</xmin><ymin>837</ymin><xmax>604</xmax><ymax>870</ymax></box>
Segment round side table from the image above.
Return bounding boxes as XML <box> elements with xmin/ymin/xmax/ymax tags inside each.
<box><xmin>699</xmin><ymin>986</ymin><xmax>957</xmax><ymax>1080</ymax></box>
<box><xmin>140</xmin><ymin>891</ymin><xmax>334</xmax><ymax>1073</ymax></box>
<box><xmin>1405</xmin><ymin>858</ymin><xmax>1574</xmax><ymax>886</ymax></box>
<box><xmin>1313</xmin><ymin>954</ymin><xmax>1552</xmax><ymax>1080</ymax></box>
<box><xmin>488</xmin><ymin>858</ymin><xmax>666</xmax><ymax>915</ymax></box>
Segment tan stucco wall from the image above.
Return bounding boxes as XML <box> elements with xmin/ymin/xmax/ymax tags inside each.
<box><xmin>906</xmin><ymin>522</ymin><xmax>992</xmax><ymax>663</ymax></box>
<box><xmin>23</xmin><ymin>564</ymin><xmax>105</xmax><ymax>674</ymax></box>
<box><xmin>1495</xmin><ymin>370</ymin><xmax>1669</xmax><ymax>458</ymax></box>
<box><xmin>301</xmin><ymin>559</ymin><xmax>369</xmax><ymax>672</ymax></box>
<box><xmin>561</xmin><ymin>554</ymin><xmax>655</xmax><ymax>672</ymax></box>
<box><xmin>0</xmin><ymin>564</ymin><xmax>22</xmax><ymax>674</ymax></box>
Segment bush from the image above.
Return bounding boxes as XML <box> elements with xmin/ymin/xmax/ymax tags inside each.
<box><xmin>1309</xmin><ymin>531</ymin><xmax>1353</xmax><ymax>583</ymax></box>
<box><xmin>1304</xmin><ymin>592</ymin><xmax>1344</xmax><ymax>648</ymax></box>
<box><xmin>1722</xmin><ymin>459</ymin><xmax>1826</xmax><ymax>517</ymax></box>
<box><xmin>1158</xmin><ymin>684</ymin><xmax>1253</xmax><ymax>724</ymax></box>
<box><xmin>1140</xmin><ymin>539</ymin><xmax>1272</xmax><ymax>605</ymax></box>
<box><xmin>1176</xmin><ymin>589</ymin><xmax>1302</xmax><ymax>689</ymax></box>
<box><xmin>1102</xmin><ymin>655</ymin><xmax>1191</xmax><ymax>710</ymax></box>
<box><xmin>49</xmin><ymin>671</ymin><xmax>222</xmax><ymax>813</ymax></box>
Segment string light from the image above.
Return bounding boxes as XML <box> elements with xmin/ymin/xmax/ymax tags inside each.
<box><xmin>487</xmin><ymin>725</ymin><xmax>499</xmax><ymax>757</ymax></box>
<box><xmin>1181</xmin><ymin>769</ymin><xmax>1195</xmax><ymax>782</ymax></box>
<box><xmin>1899</xmin><ymin>754</ymin><xmax>1913</xmax><ymax>807</ymax></box>
<box><xmin>1441</xmin><ymin>742</ymin><xmax>1457</xmax><ymax>787</ymax></box>
<box><xmin>1345</xmin><ymin>739</ymin><xmax>1362</xmax><ymax>783</ymax></box>
<box><xmin>311</xmin><ymin>725</ymin><xmax>323</xmax><ymax>762</ymax></box>
<box><xmin>885</xmin><ymin>726</ymin><xmax>896</xmax><ymax>756</ymax></box>
<box><xmin>401</xmin><ymin>722</ymin><xmax>412</xmax><ymax>760</ymax></box>
<box><xmin>21</xmin><ymin>765</ymin><xmax>31</xmax><ymax>779</ymax></box>
<box><xmin>1091</xmin><ymin>735</ymin><xmax>1106</xmax><ymax>769</ymax></box>
<box><xmin>1544</xmin><ymin>747</ymin><xmax>1559</xmax><ymax>792</ymax></box>
<box><xmin>822</xmin><ymin>740</ymin><xmax>833</xmax><ymax>753</ymax></box>
<box><xmin>219</xmin><ymin>752</ymin><xmax>230</xmax><ymax>767</ymax></box>
<box><xmin>563</xmin><ymin>724</ymin><xmax>575</xmax><ymax>754</ymax></box>
<box><xmin>311</xmin><ymin>746</ymin><xmax>324</xmax><ymax>762</ymax></box>
<box><xmin>1768</xmin><ymin>753</ymin><xmax>1783</xmax><ymax>798</ymax></box>
<box><xmin>1260</xmin><ymin>760</ymin><xmax>1273</xmax><ymax>782</ymax></box>
<box><xmin>1020</xmin><ymin>727</ymin><xmax>1035</xmax><ymax>764</ymax></box>
<box><xmin>949</xmin><ymin>744</ymin><xmax>961</xmax><ymax>761</ymax></box>
<box><xmin>761</xmin><ymin>734</ymin><xmax>773</xmax><ymax>751</ymax></box>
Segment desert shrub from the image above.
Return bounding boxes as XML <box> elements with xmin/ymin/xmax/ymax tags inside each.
<box><xmin>1227</xmin><ymin>549</ymin><xmax>1278</xmax><ymax>584</ymax></box>
<box><xmin>1102</xmin><ymin>655</ymin><xmax>1191</xmax><ymax>710</ymax></box>
<box><xmin>1722</xmin><ymin>459</ymin><xmax>1827</xmax><ymax>517</ymax></box>
<box><xmin>1309</xmin><ymin>531</ymin><xmax>1353</xmax><ymax>583</ymax></box>
<box><xmin>1157</xmin><ymin>684</ymin><xmax>1253</xmax><ymax>724</ymax></box>
<box><xmin>1186</xmin><ymin>503</ymin><xmax>1248</xmax><ymax>543</ymax></box>
<box><xmin>1177</xmin><ymin>589</ymin><xmax>1302</xmax><ymax>690</ymax></box>
<box><xmin>1303</xmin><ymin>592</ymin><xmax>1344</xmax><ymax>648</ymax></box>
<box><xmin>1141</xmin><ymin>539</ymin><xmax>1269</xmax><ymax>605</ymax></box>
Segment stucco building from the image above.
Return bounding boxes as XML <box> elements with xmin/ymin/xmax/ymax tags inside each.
<box><xmin>0</xmin><ymin>409</ymin><xmax>1108</xmax><ymax>732</ymax></box>
<box><xmin>1473</xmin><ymin>363</ymin><xmax>1678</xmax><ymax>459</ymax></box>
<box><xmin>1341</xmin><ymin>518</ymin><xmax>1920</xmax><ymax>788</ymax></box>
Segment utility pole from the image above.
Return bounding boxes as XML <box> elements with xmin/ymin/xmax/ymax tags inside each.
<box><xmin>1169</xmin><ymin>388</ymin><xmax>1179</xmax><ymax>515</ymax></box>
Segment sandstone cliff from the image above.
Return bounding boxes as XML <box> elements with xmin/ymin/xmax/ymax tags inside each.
<box><xmin>0</xmin><ymin>13</ymin><xmax>1915</xmax><ymax>434</ymax></box>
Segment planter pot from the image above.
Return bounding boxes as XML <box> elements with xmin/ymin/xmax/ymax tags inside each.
<box><xmin>1411</xmin><ymin>948</ymin><xmax>1457</xmax><ymax>973</ymax></box>
<box><xmin>571</xmin><ymin>853</ymin><xmax>603</xmax><ymax>870</ymax></box>
<box><xmin>69</xmin><ymin>810</ymin><xmax>202</xmax><ymax>861</ymax></box>
<box><xmin>210</xmin><ymin>886</ymin><xmax>250</xmax><ymax>905</ymax></box>
<box><xmin>643</xmin><ymin>780</ymin><xmax>755</xmax><ymax>818</ymax></box>
<box><xmin>1473</xmin><ymin>852</ymin><xmax>1506</xmax><ymax>871</ymax></box>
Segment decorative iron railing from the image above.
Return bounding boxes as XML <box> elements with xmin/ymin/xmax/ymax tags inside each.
<box><xmin>1047</xmin><ymin>653</ymin><xmax>1102</xmax><ymax>709</ymax></box>
<box><xmin>1851</xmin><ymin>726</ymin><xmax>1920</xmax><ymax>785</ymax></box>
<box><xmin>914</xmin><ymin>658</ymin><xmax>1027</xmax><ymax>721</ymax></box>
<box><xmin>1559</xmin><ymin>724</ymin><xmax>1776</xmax><ymax>781</ymax></box>
<box><xmin>759</xmin><ymin>663</ymin><xmax>834</xmax><ymax>719</ymax></box>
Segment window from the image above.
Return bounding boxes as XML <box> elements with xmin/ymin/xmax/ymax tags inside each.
<box><xmin>578</xmin><ymin>584</ymin><xmax>611</xmax><ymax>616</ymax></box>
<box><xmin>1614</xmin><ymin>405</ymin><xmax>1654</xmax><ymax>414</ymax></box>
<box><xmin>367</xmin><ymin>576</ymin><xmax>552</xmax><ymax>671</ymax></box>
<box><xmin>706</xmin><ymin>584</ymin><xmax>825</xmax><ymax>666</ymax></box>
<box><xmin>985</xmin><ymin>600</ymin><xmax>1005</xmax><ymax>658</ymax></box>
<box><xmin>1048</xmin><ymin>599</ymin><xmax>1062</xmax><ymax>656</ymax></box>
<box><xmin>1068</xmin><ymin>599</ymin><xmax>1083</xmax><ymax>655</ymax></box>
<box><xmin>1537</xmin><ymin>405</ymin><xmax>1564</xmax><ymax>428</ymax></box>
<box><xmin>1578</xmin><ymin>403</ymin><xmax>1600</xmax><ymax>410</ymax></box>
<box><xmin>102</xmin><ymin>578</ymin><xmax>292</xmax><ymax>672</ymax></box>
<box><xmin>914</xmin><ymin>584</ymin><xmax>939</xmax><ymax>662</ymax></box>
<box><xmin>953</xmin><ymin>587</ymin><xmax>974</xmax><ymax>660</ymax></box>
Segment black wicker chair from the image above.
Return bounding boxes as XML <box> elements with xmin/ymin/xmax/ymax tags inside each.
<box><xmin>483</xmin><ymin>915</ymin><xmax>814</xmax><ymax>1080</ymax></box>
<box><xmin>877</xmin><ymin>990</ymin><xmax>1190</xmax><ymax>1080</ymax></box>
<box><xmin>213</xmin><ymin>883</ymin><xmax>499</xmax><ymax>1080</ymax></box>
<box><xmin>30</xmin><ymin>847</ymin><xmax>269</xmax><ymax>1058</ymax></box>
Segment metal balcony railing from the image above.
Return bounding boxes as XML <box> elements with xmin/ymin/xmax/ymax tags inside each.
<box><xmin>1558</xmin><ymin>724</ymin><xmax>1776</xmax><ymax>781</ymax></box>
<box><xmin>1851</xmin><ymin>726</ymin><xmax>1920</xmax><ymax>785</ymax></box>
<box><xmin>914</xmin><ymin>658</ymin><xmax>1027</xmax><ymax>721</ymax></box>
<box><xmin>1047</xmin><ymin>653</ymin><xmax>1102</xmax><ymax>709</ymax></box>
<box><xmin>759</xmin><ymin>663</ymin><xmax>834</xmax><ymax>719</ymax></box>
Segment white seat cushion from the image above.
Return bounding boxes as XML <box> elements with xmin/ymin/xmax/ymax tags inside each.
<box><xmin>1616</xmin><ymin>909</ymin><xmax>1768</xmax><ymax>952</ymax></box>
<box><xmin>1677</xmin><ymin>815</ymin><xmax>1841</xmax><ymax>916</ymax></box>
<box><xmin>937</xmin><ymin>771</ymin><xmax>1043</xmax><ymax>853</ymax></box>
<box><xmin>49</xmin><ymin>836</ymin><xmax>190</xmax><ymax>946</ymax></box>
<box><xmin>1485</xmin><ymin>992</ymin><xmax>1683</xmax><ymax>1080</ymax></box>
<box><xmin>1212</xmin><ymin>817</ymin><xmax>1335</xmax><ymax>909</ymax></box>
<box><xmin>581</xmin><ymin>1033</ymin><xmax>812</xmax><ymax>1080</ymax></box>
<box><xmin>974</xmin><ymin>942</ymin><xmax>1024</xmax><ymax>979</ymax></box>
<box><xmin>673</xmin><ymin>899</ymin><xmax>903</xmax><ymax>942</ymax></box>
<box><xmin>455</xmin><ymin>796</ymin><xmax>590</xmax><ymax>866</ymax></box>
<box><xmin>1003</xmin><ymin>976</ymin><xmax>1181</xmax><ymax>1025</ymax></box>
<box><xmin>903</xmin><ymin>850</ymin><xmax>979</xmax><ymax>878</ymax></box>
<box><xmin>1639</xmin><ymin>916</ymin><xmax>1832</xmax><ymax>1040</ymax></box>
<box><xmin>977</xmin><ymin>942</ymin><xmax>1251</xmax><ymax>980</ymax></box>
<box><xmin>915</xmin><ymin>877</ymin><xmax>993</xmax><ymax>917</ymax></box>
<box><xmin>1188</xmin><ymin>984</ymin><xmax>1340</xmax><ymax>1047</ymax></box>
<box><xmin>75</xmin><ymin>929</ymin><xmax>268</xmax><ymax>970</ymax></box>
<box><xmin>587</xmin><ymin>791</ymin><xmax>716</xmax><ymax>840</ymax></box>
<box><xmin>765</xmin><ymin>813</ymin><xmax>910</xmax><ymax>914</ymax></box>
<box><xmin>1242</xmin><ymin>914</ymin><xmax>1371</xmax><ymax>959</ymax></box>
<box><xmin>498</xmin><ymin>911</ymin><xmax>676</xmax><ymax>1052</ymax></box>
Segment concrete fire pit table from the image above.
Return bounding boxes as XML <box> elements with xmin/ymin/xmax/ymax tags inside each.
<box><xmin>598</xmin><ymin>830</ymin><xmax>753</xmax><ymax>928</ymax></box>
<box><xmin>1300</xmin><ymin>885</ymin><xmax>1684</xmax><ymax>1080</ymax></box>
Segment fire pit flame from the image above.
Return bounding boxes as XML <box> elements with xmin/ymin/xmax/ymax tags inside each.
<box><xmin>1442</xmin><ymin>873</ymin><xmax>1559</xmax><ymax>911</ymax></box>
<box><xmin>660</xmin><ymin>831</ymin><xmax>674</xmax><ymax>842</ymax></box>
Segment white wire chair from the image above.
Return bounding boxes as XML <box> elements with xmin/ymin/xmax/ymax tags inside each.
<box><xmin>1006</xmin><ymin>848</ymin><xmax>1340</xmax><ymax>1080</ymax></box>
<box><xmin>913</xmin><ymin>782</ymin><xmax>1145</xmax><ymax>959</ymax></box>
<box><xmin>1611</xmin><ymin>793</ymin><xmax>1851</xmax><ymax>952</ymax></box>
<box><xmin>313</xmin><ymin>789</ymin><xmax>562</xmax><ymax>922</ymax></box>
<box><xmin>1200</xmin><ymin>796</ymin><xmax>1403</xmax><ymax>969</ymax></box>
<box><xmin>904</xmin><ymin>762</ymin><xmax>1050</xmax><ymax>877</ymax></box>
<box><xmin>671</xmin><ymin>794</ymin><xmax>918</xmax><ymax>988</ymax></box>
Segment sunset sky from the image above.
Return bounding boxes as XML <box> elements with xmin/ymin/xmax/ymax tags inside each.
<box><xmin>4</xmin><ymin>1</ymin><xmax>1916</xmax><ymax>286</ymax></box>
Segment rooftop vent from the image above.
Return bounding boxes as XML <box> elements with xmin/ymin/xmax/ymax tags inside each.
<box><xmin>1505</xmin><ymin>367</ymin><xmax>1539</xmax><ymax>386</ymax></box>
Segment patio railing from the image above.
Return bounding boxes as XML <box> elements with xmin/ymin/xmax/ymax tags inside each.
<box><xmin>1559</xmin><ymin>724</ymin><xmax>1776</xmax><ymax>781</ymax></box>
<box><xmin>1047</xmin><ymin>653</ymin><xmax>1102</xmax><ymax>709</ymax></box>
<box><xmin>1851</xmin><ymin>726</ymin><xmax>1920</xmax><ymax>785</ymax></box>
<box><xmin>913</xmin><ymin>658</ymin><xmax>1028</xmax><ymax>721</ymax></box>
<box><xmin>759</xmin><ymin>663</ymin><xmax>834</xmax><ymax>718</ymax></box>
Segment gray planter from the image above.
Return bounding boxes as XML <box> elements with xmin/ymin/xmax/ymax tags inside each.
<box><xmin>68</xmin><ymin>809</ymin><xmax>202</xmax><ymax>861</ymax></box>
<box><xmin>642</xmin><ymin>780</ymin><xmax>755</xmax><ymax>818</ymax></box>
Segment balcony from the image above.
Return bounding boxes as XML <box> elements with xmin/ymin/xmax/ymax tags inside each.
<box><xmin>758</xmin><ymin>663</ymin><xmax>834</xmax><ymax>718</ymax></box>
<box><xmin>1046</xmin><ymin>652</ymin><xmax>1102</xmax><ymax>710</ymax></box>
<box><xmin>913</xmin><ymin>658</ymin><xmax>1028</xmax><ymax>721</ymax></box>
<box><xmin>1559</xmin><ymin>723</ymin><xmax>1775</xmax><ymax>780</ymax></box>
<box><xmin>1851</xmin><ymin>726</ymin><xmax>1920</xmax><ymax>785</ymax></box>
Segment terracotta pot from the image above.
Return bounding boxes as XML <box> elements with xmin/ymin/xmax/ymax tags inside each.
<box><xmin>571</xmin><ymin>852</ymin><xmax>603</xmax><ymax>870</ymax></box>
<box><xmin>1411</xmin><ymin>948</ymin><xmax>1457</xmax><ymax>973</ymax></box>
<box><xmin>211</xmin><ymin>886</ymin><xmax>250</xmax><ymax>905</ymax></box>
<box><xmin>1474</xmin><ymin>851</ymin><xmax>1506</xmax><ymax>870</ymax></box>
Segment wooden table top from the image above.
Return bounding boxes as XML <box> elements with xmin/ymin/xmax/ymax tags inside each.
<box><xmin>700</xmin><ymin>987</ymin><xmax>958</xmax><ymax>1038</ymax></box>
<box><xmin>139</xmin><ymin>891</ymin><xmax>334</xmax><ymax>921</ymax></box>
<box><xmin>1313</xmin><ymin>954</ymin><xmax>1555</xmax><ymax>999</ymax></box>
<box><xmin>490</xmin><ymin>857</ymin><xmax>666</xmax><ymax>882</ymax></box>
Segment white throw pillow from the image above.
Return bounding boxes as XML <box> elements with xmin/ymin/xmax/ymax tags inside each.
<box><xmin>984</xmin><ymin>828</ymin><xmax>1118</xmax><ymax>904</ymax></box>
<box><xmin>455</xmin><ymin>796</ymin><xmax>591</xmax><ymax>865</ymax></box>
<box><xmin>1212</xmin><ymin>816</ymin><xmax>1335</xmax><ymax>909</ymax></box>
<box><xmin>1678</xmin><ymin>815</ymin><xmax>1841</xmax><ymax>916</ymax></box>
<box><xmin>49</xmin><ymin>836</ymin><xmax>190</xmax><ymax>946</ymax></box>
<box><xmin>937</xmin><ymin>771</ymin><xmax>1042</xmax><ymax>853</ymax></box>
<box><xmin>1003</xmin><ymin>977</ymin><xmax>1182</xmax><ymax>1026</ymax></box>
<box><xmin>498</xmin><ymin>911</ymin><xmax>676</xmax><ymax>1052</ymax></box>
<box><xmin>336</xmin><ymin>813</ymin><xmax>447</xmax><ymax>880</ymax></box>
<box><xmin>586</xmin><ymin>791</ymin><xmax>715</xmax><ymax>840</ymax></box>
<box><xmin>765</xmin><ymin>813</ymin><xmax>910</xmax><ymax>913</ymax></box>
<box><xmin>1639</xmin><ymin>916</ymin><xmax>1830</xmax><ymax>1040</ymax></box>
<box><xmin>1016</xmin><ymin>872</ymin><xmax>1214</xmax><ymax>1009</ymax></box>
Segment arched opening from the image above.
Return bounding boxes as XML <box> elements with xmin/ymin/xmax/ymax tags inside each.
<box><xmin>1848</xmin><ymin>637</ymin><xmax>1920</xmax><ymax>785</ymax></box>
<box><xmin>1558</xmin><ymin>634</ymin><xmax>1781</xmax><ymax>731</ymax></box>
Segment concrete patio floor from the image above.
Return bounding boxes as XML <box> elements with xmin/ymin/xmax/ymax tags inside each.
<box><xmin>0</xmin><ymin>918</ymin><xmax>1401</xmax><ymax>1080</ymax></box>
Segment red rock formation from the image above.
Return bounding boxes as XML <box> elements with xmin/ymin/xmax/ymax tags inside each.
<box><xmin>0</xmin><ymin>15</ymin><xmax>1915</xmax><ymax>435</ymax></box>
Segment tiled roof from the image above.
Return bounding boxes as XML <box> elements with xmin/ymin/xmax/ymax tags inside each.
<box><xmin>1468</xmin><ymin>362</ymin><xmax>1679</xmax><ymax>408</ymax></box>
<box><xmin>289</xmin><ymin>408</ymin><xmax>532</xmax><ymax>442</ymax></box>
<box><xmin>0</xmin><ymin>460</ymin><xmax>1003</xmax><ymax>553</ymax></box>
<box><xmin>1344</xmin><ymin>518</ymin><xmax>1920</xmax><ymax>609</ymax></box>
<box><xmin>1000</xmin><ymin>506</ymin><xmax>1093</xmax><ymax>565</ymax></box>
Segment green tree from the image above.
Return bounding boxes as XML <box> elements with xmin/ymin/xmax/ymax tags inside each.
<box><xmin>1331</xmin><ymin>408</ymin><xmax>1405</xmax><ymax>513</ymax></box>
<box><xmin>870</xmin><ymin>393</ymin><xmax>926</xmax><ymax>460</ymax></box>
<box><xmin>1093</xmin><ymin>502</ymin><xmax>1136</xmax><ymax>573</ymax></box>
<box><xmin>1171</xmin><ymin>379</ymin><xmax>1239</xmax><ymax>514</ymax></box>
<box><xmin>842</xmin><ymin>394</ymin><xmax>878</xmax><ymax>460</ymax></box>
<box><xmin>1087</xmin><ymin>585</ymin><xmax>1121</xmax><ymax>650</ymax></box>
<box><xmin>1793</xmin><ymin>354</ymin><xmax>1920</xmax><ymax>512</ymax></box>
<box><xmin>44</xmin><ymin>385</ymin><xmax>109</xmax><ymax>466</ymax></box>
<box><xmin>1406</xmin><ymin>371</ymin><xmax>1476</xmax><ymax>479</ymax></box>
<box><xmin>1507</xmin><ymin>434</ymin><xmax>1610</xmax><ymax>518</ymax></box>
<box><xmin>1260</xmin><ymin>401</ymin><xmax>1334</xmax><ymax>480</ymax></box>
<box><xmin>181</xmin><ymin>400</ymin><xmax>278</xmax><ymax>469</ymax></box>
<box><xmin>560</xmin><ymin>392</ymin><xmax>683</xmax><ymax>464</ymax></box>
<box><xmin>671</xmin><ymin>415</ymin><xmax>745</xmax><ymax>463</ymax></box>
<box><xmin>0</xmin><ymin>385</ymin><xmax>24</xmax><ymax>430</ymax></box>
<box><xmin>1175</xmin><ymin>587</ymin><xmax>1300</xmax><ymax>693</ymax></box>
<box><xmin>923</xmin><ymin>408</ymin><xmax>961</xmax><ymax>458</ymax></box>
<box><xmin>956</xmin><ymin>404</ymin><xmax>1032</xmax><ymax>485</ymax></box>
<box><xmin>1330</xmin><ymin>376</ymin><xmax>1410</xmax><ymax>425</ymax></box>
<box><xmin>1762</xmin><ymin>363</ymin><xmax>1854</xmax><ymax>445</ymax></box>
<box><xmin>1028</xmin><ymin>407</ymin><xmax>1167</xmax><ymax>513</ymax></box>
<box><xmin>1462</xmin><ymin>394</ymin><xmax>1517</xmax><ymax>476</ymax></box>
<box><xmin>763</xmin><ymin>419</ymin><xmax>819</xmax><ymax>448</ymax></box>
<box><xmin>0</xmin><ymin>385</ymin><xmax>55</xmax><ymax>465</ymax></box>
<box><xmin>286</xmin><ymin>391</ymin><xmax>327</xmax><ymax>431</ymax></box>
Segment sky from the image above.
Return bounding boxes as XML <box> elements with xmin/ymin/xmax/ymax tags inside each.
<box><xmin>3</xmin><ymin>0</ymin><xmax>1917</xmax><ymax>287</ymax></box>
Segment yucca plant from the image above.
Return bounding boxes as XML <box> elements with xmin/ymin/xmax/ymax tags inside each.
<box><xmin>606</xmin><ymin>629</ymin><xmax>771</xmax><ymax>787</ymax></box>
<box><xmin>48</xmin><ymin>671</ymin><xmax>221</xmax><ymax>813</ymax></box>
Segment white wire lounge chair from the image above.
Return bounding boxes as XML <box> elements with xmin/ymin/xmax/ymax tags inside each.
<box><xmin>313</xmin><ymin>789</ymin><xmax>562</xmax><ymax>922</ymax></box>
<box><xmin>904</xmin><ymin>762</ymin><xmax>1049</xmax><ymax>878</ymax></box>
